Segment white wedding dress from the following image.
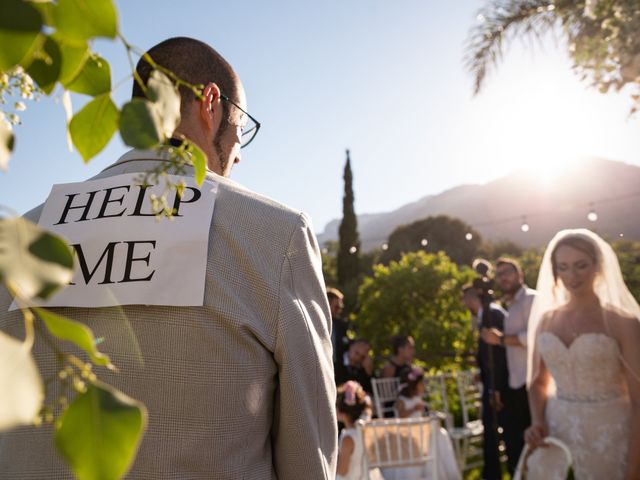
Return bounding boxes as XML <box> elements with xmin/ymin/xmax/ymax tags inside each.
<box><xmin>535</xmin><ymin>332</ymin><xmax>631</xmax><ymax>479</ymax></box>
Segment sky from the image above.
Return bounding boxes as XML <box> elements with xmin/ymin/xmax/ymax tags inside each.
<box><xmin>2</xmin><ymin>0</ymin><xmax>640</xmax><ymax>235</ymax></box>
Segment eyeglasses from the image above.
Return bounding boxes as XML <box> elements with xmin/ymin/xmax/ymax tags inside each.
<box><xmin>495</xmin><ymin>269</ymin><xmax>515</xmax><ymax>278</ymax></box>
<box><xmin>220</xmin><ymin>94</ymin><xmax>261</xmax><ymax>148</ymax></box>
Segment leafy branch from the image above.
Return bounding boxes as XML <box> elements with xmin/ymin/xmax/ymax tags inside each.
<box><xmin>0</xmin><ymin>213</ymin><xmax>146</xmax><ymax>479</ymax></box>
<box><xmin>466</xmin><ymin>0</ymin><xmax>558</xmax><ymax>95</ymax></box>
<box><xmin>466</xmin><ymin>0</ymin><xmax>640</xmax><ymax>114</ymax></box>
<box><xmin>0</xmin><ymin>0</ymin><xmax>215</xmax><ymax>477</ymax></box>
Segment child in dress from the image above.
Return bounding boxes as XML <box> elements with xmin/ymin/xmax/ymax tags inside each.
<box><xmin>396</xmin><ymin>366</ymin><xmax>427</xmax><ymax>419</ymax></box>
<box><xmin>388</xmin><ymin>367</ymin><xmax>461</xmax><ymax>480</ymax></box>
<box><xmin>336</xmin><ymin>381</ymin><xmax>382</xmax><ymax>480</ymax></box>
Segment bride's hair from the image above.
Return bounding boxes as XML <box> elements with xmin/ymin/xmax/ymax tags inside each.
<box><xmin>550</xmin><ymin>233</ymin><xmax>601</xmax><ymax>284</ymax></box>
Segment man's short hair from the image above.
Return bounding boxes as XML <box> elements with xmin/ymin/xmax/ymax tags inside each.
<box><xmin>132</xmin><ymin>37</ymin><xmax>240</xmax><ymax>114</ymax></box>
<box><xmin>391</xmin><ymin>335</ymin><xmax>412</xmax><ymax>355</ymax></box>
<box><xmin>349</xmin><ymin>338</ymin><xmax>370</xmax><ymax>349</ymax></box>
<box><xmin>326</xmin><ymin>287</ymin><xmax>344</xmax><ymax>302</ymax></box>
<box><xmin>496</xmin><ymin>257</ymin><xmax>523</xmax><ymax>278</ymax></box>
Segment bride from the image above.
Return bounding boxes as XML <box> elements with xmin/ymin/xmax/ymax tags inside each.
<box><xmin>524</xmin><ymin>229</ymin><xmax>640</xmax><ymax>480</ymax></box>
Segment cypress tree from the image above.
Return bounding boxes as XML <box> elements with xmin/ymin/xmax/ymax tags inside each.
<box><xmin>337</xmin><ymin>149</ymin><xmax>360</xmax><ymax>291</ymax></box>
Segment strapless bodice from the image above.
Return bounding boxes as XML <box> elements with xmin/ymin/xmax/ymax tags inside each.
<box><xmin>537</xmin><ymin>332</ymin><xmax>627</xmax><ymax>402</ymax></box>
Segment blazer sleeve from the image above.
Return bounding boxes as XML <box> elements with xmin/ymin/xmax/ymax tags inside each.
<box><xmin>271</xmin><ymin>213</ymin><xmax>338</xmax><ymax>479</ymax></box>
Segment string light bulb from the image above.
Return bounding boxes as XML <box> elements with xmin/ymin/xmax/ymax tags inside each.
<box><xmin>381</xmin><ymin>243</ymin><xmax>389</xmax><ymax>251</ymax></box>
<box><xmin>587</xmin><ymin>203</ymin><xmax>598</xmax><ymax>222</ymax></box>
<box><xmin>349</xmin><ymin>246</ymin><xmax>357</xmax><ymax>254</ymax></box>
<box><xmin>420</xmin><ymin>238</ymin><xmax>428</xmax><ymax>247</ymax></box>
<box><xmin>465</xmin><ymin>232</ymin><xmax>473</xmax><ymax>241</ymax></box>
<box><xmin>521</xmin><ymin>217</ymin><xmax>530</xmax><ymax>233</ymax></box>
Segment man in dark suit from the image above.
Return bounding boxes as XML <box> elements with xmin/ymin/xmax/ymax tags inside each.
<box><xmin>327</xmin><ymin>287</ymin><xmax>350</xmax><ymax>363</ymax></box>
<box><xmin>334</xmin><ymin>338</ymin><xmax>373</xmax><ymax>395</ymax></box>
<box><xmin>463</xmin><ymin>284</ymin><xmax>509</xmax><ymax>480</ymax></box>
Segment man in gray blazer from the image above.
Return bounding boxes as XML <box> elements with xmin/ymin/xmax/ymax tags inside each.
<box><xmin>0</xmin><ymin>37</ymin><xmax>337</xmax><ymax>479</ymax></box>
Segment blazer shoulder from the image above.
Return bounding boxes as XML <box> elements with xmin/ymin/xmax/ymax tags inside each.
<box><xmin>214</xmin><ymin>176</ymin><xmax>309</xmax><ymax>230</ymax></box>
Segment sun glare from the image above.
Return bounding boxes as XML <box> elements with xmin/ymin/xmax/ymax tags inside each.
<box><xmin>460</xmin><ymin>45</ymin><xmax>637</xmax><ymax>189</ymax></box>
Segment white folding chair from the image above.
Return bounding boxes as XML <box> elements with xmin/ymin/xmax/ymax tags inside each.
<box><xmin>371</xmin><ymin>377</ymin><xmax>400</xmax><ymax>418</ymax></box>
<box><xmin>448</xmin><ymin>369</ymin><xmax>484</xmax><ymax>471</ymax></box>
<box><xmin>423</xmin><ymin>372</ymin><xmax>455</xmax><ymax>431</ymax></box>
<box><xmin>513</xmin><ymin>437</ymin><xmax>572</xmax><ymax>480</ymax></box>
<box><xmin>357</xmin><ymin>416</ymin><xmax>441</xmax><ymax>480</ymax></box>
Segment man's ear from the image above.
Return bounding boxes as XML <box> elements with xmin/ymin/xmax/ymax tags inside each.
<box><xmin>199</xmin><ymin>82</ymin><xmax>222</xmax><ymax>131</ymax></box>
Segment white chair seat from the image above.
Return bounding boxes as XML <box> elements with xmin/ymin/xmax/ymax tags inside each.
<box><xmin>357</xmin><ymin>416</ymin><xmax>441</xmax><ymax>479</ymax></box>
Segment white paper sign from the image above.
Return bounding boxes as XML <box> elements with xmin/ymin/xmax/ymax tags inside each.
<box><xmin>23</xmin><ymin>173</ymin><xmax>217</xmax><ymax>308</ymax></box>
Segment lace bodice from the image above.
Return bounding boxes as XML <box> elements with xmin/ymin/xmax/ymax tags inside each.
<box><xmin>536</xmin><ymin>332</ymin><xmax>632</xmax><ymax>479</ymax></box>
<box><xmin>538</xmin><ymin>332</ymin><xmax>627</xmax><ymax>402</ymax></box>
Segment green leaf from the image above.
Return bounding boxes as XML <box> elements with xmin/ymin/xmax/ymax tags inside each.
<box><xmin>0</xmin><ymin>122</ymin><xmax>14</xmax><ymax>171</ymax></box>
<box><xmin>69</xmin><ymin>93</ymin><xmax>118</xmax><ymax>162</ymax></box>
<box><xmin>34</xmin><ymin>307</ymin><xmax>112</xmax><ymax>368</ymax></box>
<box><xmin>0</xmin><ymin>217</ymin><xmax>74</xmax><ymax>300</ymax></box>
<box><xmin>30</xmin><ymin>0</ymin><xmax>56</xmax><ymax>27</ymax></box>
<box><xmin>146</xmin><ymin>70</ymin><xmax>181</xmax><ymax>139</ymax></box>
<box><xmin>119</xmin><ymin>98</ymin><xmax>162</xmax><ymax>149</ymax></box>
<box><xmin>0</xmin><ymin>0</ymin><xmax>43</xmax><ymax>70</ymax></box>
<box><xmin>28</xmin><ymin>230</ymin><xmax>74</xmax><ymax>270</ymax></box>
<box><xmin>27</xmin><ymin>231</ymin><xmax>73</xmax><ymax>300</ymax></box>
<box><xmin>187</xmin><ymin>142</ymin><xmax>207</xmax><ymax>186</ymax></box>
<box><xmin>66</xmin><ymin>54</ymin><xmax>110</xmax><ymax>96</ymax></box>
<box><xmin>54</xmin><ymin>0</ymin><xmax>118</xmax><ymax>42</ymax></box>
<box><xmin>55</xmin><ymin>382</ymin><xmax>146</xmax><ymax>480</ymax></box>
<box><xmin>0</xmin><ymin>331</ymin><xmax>43</xmax><ymax>431</ymax></box>
<box><xmin>53</xmin><ymin>34</ymin><xmax>90</xmax><ymax>86</ymax></box>
<box><xmin>26</xmin><ymin>35</ymin><xmax>62</xmax><ymax>94</ymax></box>
<box><xmin>118</xmin><ymin>71</ymin><xmax>182</xmax><ymax>151</ymax></box>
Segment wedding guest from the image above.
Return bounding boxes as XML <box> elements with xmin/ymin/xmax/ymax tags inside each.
<box><xmin>336</xmin><ymin>381</ymin><xmax>383</xmax><ymax>480</ymax></box>
<box><xmin>390</xmin><ymin>367</ymin><xmax>461</xmax><ymax>480</ymax></box>
<box><xmin>328</xmin><ymin>287</ymin><xmax>351</xmax><ymax>363</ymax></box>
<box><xmin>335</xmin><ymin>339</ymin><xmax>374</xmax><ymax>395</ymax></box>
<box><xmin>481</xmin><ymin>258</ymin><xmax>535</xmax><ymax>474</ymax></box>
<box><xmin>380</xmin><ymin>335</ymin><xmax>416</xmax><ymax>379</ymax></box>
<box><xmin>462</xmin><ymin>284</ymin><xmax>508</xmax><ymax>480</ymax></box>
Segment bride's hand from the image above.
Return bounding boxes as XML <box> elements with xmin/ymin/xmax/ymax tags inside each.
<box><xmin>524</xmin><ymin>423</ymin><xmax>548</xmax><ymax>449</ymax></box>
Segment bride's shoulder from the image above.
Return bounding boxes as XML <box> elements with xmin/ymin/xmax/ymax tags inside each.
<box><xmin>602</xmin><ymin>306</ymin><xmax>640</xmax><ymax>337</ymax></box>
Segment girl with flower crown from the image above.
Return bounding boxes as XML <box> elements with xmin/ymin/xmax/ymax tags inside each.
<box><xmin>396</xmin><ymin>366</ymin><xmax>428</xmax><ymax>419</ymax></box>
<box><xmin>336</xmin><ymin>381</ymin><xmax>383</xmax><ymax>480</ymax></box>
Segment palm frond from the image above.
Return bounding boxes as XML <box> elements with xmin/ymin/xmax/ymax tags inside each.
<box><xmin>465</xmin><ymin>0</ymin><xmax>560</xmax><ymax>95</ymax></box>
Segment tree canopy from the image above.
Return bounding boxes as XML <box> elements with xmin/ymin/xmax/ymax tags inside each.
<box><xmin>356</xmin><ymin>251</ymin><xmax>476</xmax><ymax>371</ymax></box>
<box><xmin>380</xmin><ymin>215</ymin><xmax>482</xmax><ymax>267</ymax></box>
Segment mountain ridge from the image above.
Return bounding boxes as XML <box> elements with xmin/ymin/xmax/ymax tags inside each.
<box><xmin>318</xmin><ymin>157</ymin><xmax>640</xmax><ymax>251</ymax></box>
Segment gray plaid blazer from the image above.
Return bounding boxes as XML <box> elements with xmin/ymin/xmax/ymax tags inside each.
<box><xmin>0</xmin><ymin>150</ymin><xmax>338</xmax><ymax>479</ymax></box>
